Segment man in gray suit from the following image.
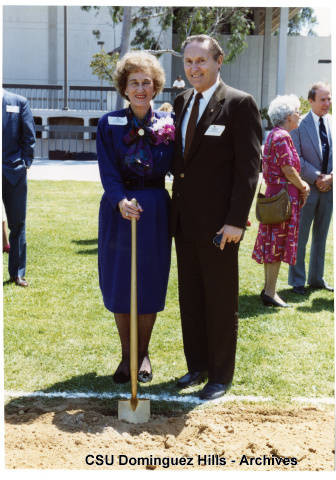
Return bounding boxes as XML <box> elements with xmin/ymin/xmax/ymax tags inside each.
<box><xmin>2</xmin><ymin>89</ymin><xmax>36</xmax><ymax>287</ymax></box>
<box><xmin>288</xmin><ymin>82</ymin><xmax>333</xmax><ymax>294</ymax></box>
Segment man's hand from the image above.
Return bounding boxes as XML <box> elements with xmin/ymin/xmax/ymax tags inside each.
<box><xmin>316</xmin><ymin>174</ymin><xmax>332</xmax><ymax>192</ymax></box>
<box><xmin>216</xmin><ymin>224</ymin><xmax>243</xmax><ymax>250</ymax></box>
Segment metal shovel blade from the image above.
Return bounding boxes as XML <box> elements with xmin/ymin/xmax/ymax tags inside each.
<box><xmin>118</xmin><ymin>398</ymin><xmax>150</xmax><ymax>424</ymax></box>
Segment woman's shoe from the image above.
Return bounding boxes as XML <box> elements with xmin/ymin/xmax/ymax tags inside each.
<box><xmin>113</xmin><ymin>361</ymin><xmax>130</xmax><ymax>384</ymax></box>
<box><xmin>137</xmin><ymin>371</ymin><xmax>153</xmax><ymax>383</ymax></box>
<box><xmin>261</xmin><ymin>292</ymin><xmax>289</xmax><ymax>308</ymax></box>
<box><xmin>138</xmin><ymin>354</ymin><xmax>153</xmax><ymax>383</ymax></box>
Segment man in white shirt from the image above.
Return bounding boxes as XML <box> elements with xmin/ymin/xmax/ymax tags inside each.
<box><xmin>172</xmin><ymin>76</ymin><xmax>185</xmax><ymax>89</ymax></box>
<box><xmin>289</xmin><ymin>82</ymin><xmax>333</xmax><ymax>294</ymax></box>
<box><xmin>170</xmin><ymin>35</ymin><xmax>262</xmax><ymax>400</ymax></box>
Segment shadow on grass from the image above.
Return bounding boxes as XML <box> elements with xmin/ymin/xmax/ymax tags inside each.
<box><xmin>76</xmin><ymin>248</ymin><xmax>98</xmax><ymax>255</ymax></box>
<box><xmin>5</xmin><ymin>372</ymin><xmax>202</xmax><ymax>435</ymax></box>
<box><xmin>238</xmin><ymin>292</ymin><xmax>287</xmax><ymax>318</ymax></box>
<box><xmin>238</xmin><ymin>288</ymin><xmax>333</xmax><ymax>319</ymax></box>
<box><xmin>72</xmin><ymin>238</ymin><xmax>98</xmax><ymax>255</ymax></box>
<box><xmin>72</xmin><ymin>239</ymin><xmax>98</xmax><ymax>246</ymax></box>
<box><xmin>296</xmin><ymin>297</ymin><xmax>334</xmax><ymax>313</ymax></box>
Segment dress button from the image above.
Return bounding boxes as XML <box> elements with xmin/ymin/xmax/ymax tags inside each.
<box><xmin>180</xmin><ymin>173</ymin><xmax>185</xmax><ymax>178</ymax></box>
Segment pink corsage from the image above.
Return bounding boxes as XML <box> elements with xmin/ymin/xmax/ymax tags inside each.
<box><xmin>152</xmin><ymin>116</ymin><xmax>175</xmax><ymax>145</ymax></box>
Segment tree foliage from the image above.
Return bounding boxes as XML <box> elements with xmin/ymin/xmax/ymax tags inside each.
<box><xmin>89</xmin><ymin>51</ymin><xmax>119</xmax><ymax>84</ymax></box>
<box><xmin>173</xmin><ymin>7</ymin><xmax>254</xmax><ymax>63</ymax></box>
<box><xmin>81</xmin><ymin>6</ymin><xmax>255</xmax><ymax>84</ymax></box>
<box><xmin>288</xmin><ymin>8</ymin><xmax>317</xmax><ymax>36</ymax></box>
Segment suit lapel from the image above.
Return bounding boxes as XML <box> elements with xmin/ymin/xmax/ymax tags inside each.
<box><xmin>326</xmin><ymin>114</ymin><xmax>332</xmax><ymax>150</ymax></box>
<box><xmin>304</xmin><ymin>111</ymin><xmax>322</xmax><ymax>161</ymax></box>
<box><xmin>184</xmin><ymin>81</ymin><xmax>227</xmax><ymax>164</ymax></box>
<box><xmin>2</xmin><ymin>94</ymin><xmax>8</xmax><ymax>130</ymax></box>
<box><xmin>176</xmin><ymin>90</ymin><xmax>193</xmax><ymax>157</ymax></box>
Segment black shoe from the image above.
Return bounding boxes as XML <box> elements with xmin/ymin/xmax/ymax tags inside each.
<box><xmin>113</xmin><ymin>361</ymin><xmax>130</xmax><ymax>384</ymax></box>
<box><xmin>260</xmin><ymin>289</ymin><xmax>265</xmax><ymax>297</ymax></box>
<box><xmin>137</xmin><ymin>354</ymin><xmax>153</xmax><ymax>383</ymax></box>
<box><xmin>10</xmin><ymin>276</ymin><xmax>28</xmax><ymax>287</ymax></box>
<box><xmin>177</xmin><ymin>371</ymin><xmax>206</xmax><ymax>388</ymax></box>
<box><xmin>199</xmin><ymin>382</ymin><xmax>231</xmax><ymax>400</ymax></box>
<box><xmin>261</xmin><ymin>292</ymin><xmax>289</xmax><ymax>307</ymax></box>
<box><xmin>292</xmin><ymin>286</ymin><xmax>306</xmax><ymax>295</ymax></box>
<box><xmin>138</xmin><ymin>371</ymin><xmax>153</xmax><ymax>383</ymax></box>
<box><xmin>310</xmin><ymin>283</ymin><xmax>334</xmax><ymax>292</ymax></box>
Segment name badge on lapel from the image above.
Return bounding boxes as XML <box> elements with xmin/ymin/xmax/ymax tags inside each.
<box><xmin>204</xmin><ymin>124</ymin><xmax>225</xmax><ymax>136</ymax></box>
<box><xmin>6</xmin><ymin>105</ymin><xmax>20</xmax><ymax>113</ymax></box>
<box><xmin>108</xmin><ymin>116</ymin><xmax>127</xmax><ymax>126</ymax></box>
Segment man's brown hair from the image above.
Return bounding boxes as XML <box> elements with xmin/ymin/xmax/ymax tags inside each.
<box><xmin>308</xmin><ymin>81</ymin><xmax>331</xmax><ymax>101</ymax></box>
<box><xmin>182</xmin><ymin>34</ymin><xmax>224</xmax><ymax>61</ymax></box>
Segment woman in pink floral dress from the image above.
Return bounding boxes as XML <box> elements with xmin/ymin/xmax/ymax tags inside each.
<box><xmin>252</xmin><ymin>95</ymin><xmax>310</xmax><ymax>307</ymax></box>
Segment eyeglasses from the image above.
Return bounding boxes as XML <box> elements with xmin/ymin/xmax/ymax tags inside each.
<box><xmin>127</xmin><ymin>80</ymin><xmax>153</xmax><ymax>88</ymax></box>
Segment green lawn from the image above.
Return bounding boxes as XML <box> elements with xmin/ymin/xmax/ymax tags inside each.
<box><xmin>3</xmin><ymin>180</ymin><xmax>334</xmax><ymax>405</ymax></box>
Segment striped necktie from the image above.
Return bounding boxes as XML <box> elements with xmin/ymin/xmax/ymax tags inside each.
<box><xmin>319</xmin><ymin>116</ymin><xmax>329</xmax><ymax>174</ymax></box>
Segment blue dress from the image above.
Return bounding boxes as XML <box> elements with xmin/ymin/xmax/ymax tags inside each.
<box><xmin>97</xmin><ymin>108</ymin><xmax>174</xmax><ymax>314</ymax></box>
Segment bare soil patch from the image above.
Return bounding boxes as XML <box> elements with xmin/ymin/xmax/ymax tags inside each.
<box><xmin>5</xmin><ymin>397</ymin><xmax>334</xmax><ymax>471</ymax></box>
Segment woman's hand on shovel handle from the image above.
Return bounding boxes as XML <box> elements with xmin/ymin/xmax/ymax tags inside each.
<box><xmin>119</xmin><ymin>198</ymin><xmax>143</xmax><ymax>220</ymax></box>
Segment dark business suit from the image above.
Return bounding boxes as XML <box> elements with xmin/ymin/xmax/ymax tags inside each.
<box><xmin>2</xmin><ymin>89</ymin><xmax>35</xmax><ymax>279</ymax></box>
<box><xmin>171</xmin><ymin>80</ymin><xmax>262</xmax><ymax>384</ymax></box>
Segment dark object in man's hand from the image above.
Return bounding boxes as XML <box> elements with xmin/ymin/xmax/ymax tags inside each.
<box><xmin>213</xmin><ymin>233</ymin><xmax>222</xmax><ymax>248</ymax></box>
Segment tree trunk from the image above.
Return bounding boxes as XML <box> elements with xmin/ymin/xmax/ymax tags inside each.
<box><xmin>116</xmin><ymin>7</ymin><xmax>132</xmax><ymax>110</ymax></box>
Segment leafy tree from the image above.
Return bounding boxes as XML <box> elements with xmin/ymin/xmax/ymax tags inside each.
<box><xmin>288</xmin><ymin>8</ymin><xmax>317</xmax><ymax>36</ymax></box>
<box><xmin>82</xmin><ymin>6</ymin><xmax>255</xmax><ymax>83</ymax></box>
<box><xmin>89</xmin><ymin>51</ymin><xmax>118</xmax><ymax>85</ymax></box>
<box><xmin>173</xmin><ymin>7</ymin><xmax>254</xmax><ymax>63</ymax></box>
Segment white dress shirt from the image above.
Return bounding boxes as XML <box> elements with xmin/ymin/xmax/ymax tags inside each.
<box><xmin>181</xmin><ymin>77</ymin><xmax>220</xmax><ymax>154</ymax></box>
<box><xmin>311</xmin><ymin>110</ymin><xmax>331</xmax><ymax>157</ymax></box>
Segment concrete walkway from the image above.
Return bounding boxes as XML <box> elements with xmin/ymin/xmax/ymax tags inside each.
<box><xmin>28</xmin><ymin>159</ymin><xmax>101</xmax><ymax>181</ymax></box>
<box><xmin>28</xmin><ymin>159</ymin><xmax>174</xmax><ymax>183</ymax></box>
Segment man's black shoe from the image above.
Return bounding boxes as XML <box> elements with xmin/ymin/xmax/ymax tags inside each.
<box><xmin>177</xmin><ymin>371</ymin><xmax>206</xmax><ymax>388</ymax></box>
<box><xmin>199</xmin><ymin>382</ymin><xmax>231</xmax><ymax>400</ymax></box>
<box><xmin>292</xmin><ymin>286</ymin><xmax>306</xmax><ymax>295</ymax></box>
<box><xmin>10</xmin><ymin>276</ymin><xmax>28</xmax><ymax>287</ymax></box>
<box><xmin>310</xmin><ymin>283</ymin><xmax>334</xmax><ymax>292</ymax></box>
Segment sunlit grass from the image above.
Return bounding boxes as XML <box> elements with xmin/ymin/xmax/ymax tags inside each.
<box><xmin>3</xmin><ymin>180</ymin><xmax>334</xmax><ymax>405</ymax></box>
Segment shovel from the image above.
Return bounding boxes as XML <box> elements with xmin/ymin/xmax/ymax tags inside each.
<box><xmin>118</xmin><ymin>198</ymin><xmax>150</xmax><ymax>423</ymax></box>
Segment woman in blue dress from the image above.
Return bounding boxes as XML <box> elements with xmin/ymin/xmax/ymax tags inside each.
<box><xmin>97</xmin><ymin>51</ymin><xmax>174</xmax><ymax>384</ymax></box>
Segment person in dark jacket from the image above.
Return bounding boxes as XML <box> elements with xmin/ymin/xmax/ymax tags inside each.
<box><xmin>2</xmin><ymin>89</ymin><xmax>35</xmax><ymax>287</ymax></box>
<box><xmin>170</xmin><ymin>35</ymin><xmax>262</xmax><ymax>400</ymax></box>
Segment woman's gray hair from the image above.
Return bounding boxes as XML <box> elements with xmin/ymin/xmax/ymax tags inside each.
<box><xmin>268</xmin><ymin>94</ymin><xmax>301</xmax><ymax>127</ymax></box>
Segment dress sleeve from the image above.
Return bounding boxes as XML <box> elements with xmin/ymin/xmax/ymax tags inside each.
<box><xmin>96</xmin><ymin>116</ymin><xmax>126</xmax><ymax>210</ymax></box>
<box><xmin>274</xmin><ymin>134</ymin><xmax>296</xmax><ymax>168</ymax></box>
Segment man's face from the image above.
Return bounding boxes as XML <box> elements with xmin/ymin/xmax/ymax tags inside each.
<box><xmin>183</xmin><ymin>40</ymin><xmax>223</xmax><ymax>93</ymax></box>
<box><xmin>309</xmin><ymin>87</ymin><xmax>332</xmax><ymax>117</ymax></box>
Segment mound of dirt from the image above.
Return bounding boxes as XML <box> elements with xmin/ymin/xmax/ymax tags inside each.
<box><xmin>5</xmin><ymin>397</ymin><xmax>334</xmax><ymax>471</ymax></box>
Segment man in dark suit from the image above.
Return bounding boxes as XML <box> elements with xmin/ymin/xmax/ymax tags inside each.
<box><xmin>2</xmin><ymin>89</ymin><xmax>36</xmax><ymax>287</ymax></box>
<box><xmin>171</xmin><ymin>35</ymin><xmax>262</xmax><ymax>400</ymax></box>
<box><xmin>288</xmin><ymin>82</ymin><xmax>333</xmax><ymax>294</ymax></box>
